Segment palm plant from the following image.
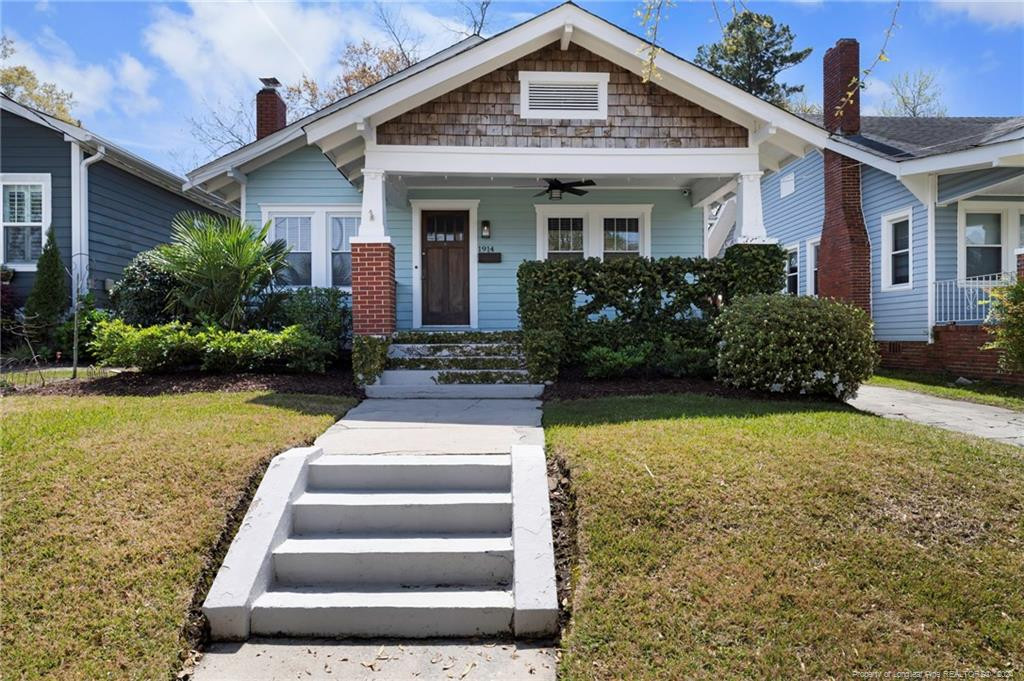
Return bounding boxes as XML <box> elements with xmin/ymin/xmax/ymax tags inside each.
<box><xmin>153</xmin><ymin>212</ymin><xmax>289</xmax><ymax>329</ymax></box>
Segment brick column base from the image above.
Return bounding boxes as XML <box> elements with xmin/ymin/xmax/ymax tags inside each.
<box><xmin>351</xmin><ymin>240</ymin><xmax>396</xmax><ymax>336</ymax></box>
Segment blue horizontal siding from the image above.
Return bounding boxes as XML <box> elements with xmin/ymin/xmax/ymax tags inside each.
<box><xmin>761</xmin><ymin>152</ymin><xmax>824</xmax><ymax>295</ymax></box>
<box><xmin>861</xmin><ymin>166</ymin><xmax>929</xmax><ymax>341</ymax></box>
<box><xmin>244</xmin><ymin>146</ymin><xmax>360</xmax><ymax>225</ymax></box>
<box><xmin>0</xmin><ymin>110</ymin><xmax>72</xmax><ymax>303</ymax></box>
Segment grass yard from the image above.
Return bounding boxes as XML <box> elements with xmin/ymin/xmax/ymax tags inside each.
<box><xmin>868</xmin><ymin>368</ymin><xmax>1024</xmax><ymax>412</ymax></box>
<box><xmin>0</xmin><ymin>365</ymin><xmax>118</xmax><ymax>390</ymax></box>
<box><xmin>1</xmin><ymin>390</ymin><xmax>356</xmax><ymax>681</ymax></box>
<box><xmin>547</xmin><ymin>394</ymin><xmax>1024</xmax><ymax>679</ymax></box>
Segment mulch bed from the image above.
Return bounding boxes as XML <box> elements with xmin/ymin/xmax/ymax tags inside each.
<box><xmin>10</xmin><ymin>369</ymin><xmax>362</xmax><ymax>398</ymax></box>
<box><xmin>547</xmin><ymin>454</ymin><xmax>578</xmax><ymax>636</ymax></box>
<box><xmin>546</xmin><ymin>367</ymin><xmax>761</xmax><ymax>402</ymax></box>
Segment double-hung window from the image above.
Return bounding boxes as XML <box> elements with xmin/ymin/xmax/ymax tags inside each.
<box><xmin>1</xmin><ymin>174</ymin><xmax>51</xmax><ymax>270</ymax></box>
<box><xmin>273</xmin><ymin>215</ymin><xmax>313</xmax><ymax>286</ymax></box>
<box><xmin>602</xmin><ymin>217</ymin><xmax>640</xmax><ymax>260</ymax></box>
<box><xmin>807</xmin><ymin>238</ymin><xmax>820</xmax><ymax>296</ymax></box>
<box><xmin>784</xmin><ymin>246</ymin><xmax>799</xmax><ymax>295</ymax></box>
<box><xmin>963</xmin><ymin>212</ymin><xmax>1002</xmax><ymax>279</ymax></box>
<box><xmin>329</xmin><ymin>214</ymin><xmax>359</xmax><ymax>287</ymax></box>
<box><xmin>546</xmin><ymin>217</ymin><xmax>585</xmax><ymax>261</ymax></box>
<box><xmin>881</xmin><ymin>208</ymin><xmax>912</xmax><ymax>290</ymax></box>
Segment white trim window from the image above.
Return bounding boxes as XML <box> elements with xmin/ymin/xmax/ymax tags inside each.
<box><xmin>535</xmin><ymin>204</ymin><xmax>652</xmax><ymax>260</ymax></box>
<box><xmin>784</xmin><ymin>245</ymin><xmax>799</xmax><ymax>295</ymax></box>
<box><xmin>328</xmin><ymin>213</ymin><xmax>360</xmax><ymax>287</ymax></box>
<box><xmin>806</xmin><ymin>237</ymin><xmax>820</xmax><ymax>296</ymax></box>
<box><xmin>1</xmin><ymin>173</ymin><xmax>51</xmax><ymax>271</ymax></box>
<box><xmin>881</xmin><ymin>207</ymin><xmax>913</xmax><ymax>291</ymax></box>
<box><xmin>956</xmin><ymin>202</ymin><xmax>1023</xmax><ymax>281</ymax></box>
<box><xmin>546</xmin><ymin>216</ymin><xmax>586</xmax><ymax>261</ymax></box>
<box><xmin>518</xmin><ymin>71</ymin><xmax>609</xmax><ymax>120</ymax></box>
<box><xmin>260</xmin><ymin>204</ymin><xmax>360</xmax><ymax>288</ymax></box>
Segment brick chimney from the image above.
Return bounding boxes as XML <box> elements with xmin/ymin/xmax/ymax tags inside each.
<box><xmin>256</xmin><ymin>77</ymin><xmax>286</xmax><ymax>140</ymax></box>
<box><xmin>818</xmin><ymin>39</ymin><xmax>871</xmax><ymax>313</ymax></box>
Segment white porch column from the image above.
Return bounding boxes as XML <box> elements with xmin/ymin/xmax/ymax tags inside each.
<box><xmin>735</xmin><ymin>171</ymin><xmax>770</xmax><ymax>243</ymax></box>
<box><xmin>359</xmin><ymin>168</ymin><xmax>389</xmax><ymax>239</ymax></box>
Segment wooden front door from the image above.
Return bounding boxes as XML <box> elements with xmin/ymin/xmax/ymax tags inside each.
<box><xmin>421</xmin><ymin>210</ymin><xmax>470</xmax><ymax>326</ymax></box>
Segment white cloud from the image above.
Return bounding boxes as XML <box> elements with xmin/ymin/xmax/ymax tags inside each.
<box><xmin>7</xmin><ymin>27</ymin><xmax>115</xmax><ymax>116</ymax></box>
<box><xmin>116</xmin><ymin>54</ymin><xmax>160</xmax><ymax>115</ymax></box>
<box><xmin>142</xmin><ymin>1</ymin><xmax>383</xmax><ymax>104</ymax></box>
<box><xmin>932</xmin><ymin>0</ymin><xmax>1024</xmax><ymax>28</ymax></box>
<box><xmin>860</xmin><ymin>77</ymin><xmax>890</xmax><ymax>115</ymax></box>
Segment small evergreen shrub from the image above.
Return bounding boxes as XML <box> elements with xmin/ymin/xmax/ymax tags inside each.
<box><xmin>582</xmin><ymin>342</ymin><xmax>652</xmax><ymax>379</ymax></box>
<box><xmin>714</xmin><ymin>294</ymin><xmax>878</xmax><ymax>400</ymax></box>
<box><xmin>523</xmin><ymin>328</ymin><xmax>564</xmax><ymax>383</ymax></box>
<box><xmin>352</xmin><ymin>335</ymin><xmax>390</xmax><ymax>386</ymax></box>
<box><xmin>200</xmin><ymin>325</ymin><xmax>330</xmax><ymax>373</ymax></box>
<box><xmin>655</xmin><ymin>333</ymin><xmax>717</xmax><ymax>378</ymax></box>
<box><xmin>109</xmin><ymin>249</ymin><xmax>178</xmax><ymax>326</ymax></box>
<box><xmin>984</xmin><ymin>278</ymin><xmax>1024</xmax><ymax>373</ymax></box>
<box><xmin>272</xmin><ymin>287</ymin><xmax>352</xmax><ymax>356</ymax></box>
<box><xmin>89</xmin><ymin>320</ymin><xmax>329</xmax><ymax>373</ymax></box>
<box><xmin>23</xmin><ymin>227</ymin><xmax>68</xmax><ymax>345</ymax></box>
<box><xmin>54</xmin><ymin>295</ymin><xmax>112</xmax><ymax>363</ymax></box>
<box><xmin>91</xmin><ymin>320</ymin><xmax>202</xmax><ymax>372</ymax></box>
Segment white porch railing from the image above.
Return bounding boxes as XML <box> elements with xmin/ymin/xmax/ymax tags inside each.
<box><xmin>933</xmin><ymin>272</ymin><xmax>1016</xmax><ymax>324</ymax></box>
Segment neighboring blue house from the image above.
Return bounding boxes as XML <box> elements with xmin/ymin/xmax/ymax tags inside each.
<box><xmin>1</xmin><ymin>95</ymin><xmax>233</xmax><ymax>305</ymax></box>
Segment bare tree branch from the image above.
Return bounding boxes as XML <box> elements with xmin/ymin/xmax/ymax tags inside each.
<box><xmin>373</xmin><ymin>2</ymin><xmax>420</xmax><ymax>68</ymax></box>
<box><xmin>879</xmin><ymin>69</ymin><xmax>946</xmax><ymax>117</ymax></box>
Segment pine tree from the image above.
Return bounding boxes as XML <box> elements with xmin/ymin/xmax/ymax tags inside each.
<box><xmin>695</xmin><ymin>10</ymin><xmax>812</xmax><ymax>106</ymax></box>
<box><xmin>23</xmin><ymin>227</ymin><xmax>69</xmax><ymax>345</ymax></box>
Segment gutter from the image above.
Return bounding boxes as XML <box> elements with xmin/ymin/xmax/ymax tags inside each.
<box><xmin>67</xmin><ymin>134</ymin><xmax>106</xmax><ymax>301</ymax></box>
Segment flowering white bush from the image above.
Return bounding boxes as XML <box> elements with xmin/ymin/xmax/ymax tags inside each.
<box><xmin>713</xmin><ymin>294</ymin><xmax>878</xmax><ymax>400</ymax></box>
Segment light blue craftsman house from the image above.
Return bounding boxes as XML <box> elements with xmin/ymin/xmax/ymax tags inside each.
<box><xmin>184</xmin><ymin>3</ymin><xmax>830</xmax><ymax>335</ymax></box>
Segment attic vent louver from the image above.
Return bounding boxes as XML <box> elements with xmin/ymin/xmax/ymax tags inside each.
<box><xmin>518</xmin><ymin>71</ymin><xmax>609</xmax><ymax>120</ymax></box>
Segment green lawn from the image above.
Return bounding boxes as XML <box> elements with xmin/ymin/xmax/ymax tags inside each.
<box><xmin>0</xmin><ymin>365</ymin><xmax>119</xmax><ymax>390</ymax></box>
<box><xmin>1</xmin><ymin>390</ymin><xmax>356</xmax><ymax>681</ymax></box>
<box><xmin>546</xmin><ymin>394</ymin><xmax>1024</xmax><ymax>680</ymax></box>
<box><xmin>868</xmin><ymin>369</ymin><xmax>1024</xmax><ymax>412</ymax></box>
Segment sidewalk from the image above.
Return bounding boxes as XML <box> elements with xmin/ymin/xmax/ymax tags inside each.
<box><xmin>849</xmin><ymin>385</ymin><xmax>1024</xmax><ymax>448</ymax></box>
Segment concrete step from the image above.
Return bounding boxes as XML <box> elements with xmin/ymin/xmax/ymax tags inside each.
<box><xmin>308</xmin><ymin>454</ymin><xmax>511</xmax><ymax>492</ymax></box>
<box><xmin>378</xmin><ymin>369</ymin><xmax>529</xmax><ymax>386</ymax></box>
<box><xmin>365</xmin><ymin>383</ymin><xmax>544</xmax><ymax>399</ymax></box>
<box><xmin>250</xmin><ymin>587</ymin><xmax>514</xmax><ymax>637</ymax></box>
<box><xmin>272</xmin><ymin>536</ymin><xmax>514</xmax><ymax>587</ymax></box>
<box><xmin>389</xmin><ymin>343</ymin><xmax>524</xmax><ymax>359</ymax></box>
<box><xmin>292</xmin><ymin>491</ymin><xmax>513</xmax><ymax>535</ymax></box>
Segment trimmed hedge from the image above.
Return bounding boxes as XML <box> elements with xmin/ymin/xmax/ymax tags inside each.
<box><xmin>90</xmin><ymin>319</ymin><xmax>330</xmax><ymax>373</ymax></box>
<box><xmin>714</xmin><ymin>294</ymin><xmax>878</xmax><ymax>399</ymax></box>
<box><xmin>516</xmin><ymin>244</ymin><xmax>786</xmax><ymax>381</ymax></box>
<box><xmin>984</xmin><ymin>278</ymin><xmax>1024</xmax><ymax>374</ymax></box>
<box><xmin>352</xmin><ymin>335</ymin><xmax>390</xmax><ymax>387</ymax></box>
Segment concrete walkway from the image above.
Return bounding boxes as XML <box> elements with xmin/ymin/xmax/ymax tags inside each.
<box><xmin>192</xmin><ymin>398</ymin><xmax>555</xmax><ymax>681</ymax></box>
<box><xmin>849</xmin><ymin>385</ymin><xmax>1024</xmax><ymax>447</ymax></box>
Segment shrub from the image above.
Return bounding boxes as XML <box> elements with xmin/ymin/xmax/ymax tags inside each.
<box><xmin>654</xmin><ymin>332</ymin><xmax>717</xmax><ymax>379</ymax></box>
<box><xmin>91</xmin><ymin>320</ymin><xmax>203</xmax><ymax>372</ymax></box>
<box><xmin>23</xmin><ymin>227</ymin><xmax>68</xmax><ymax>345</ymax></box>
<box><xmin>109</xmin><ymin>249</ymin><xmax>178</xmax><ymax>326</ymax></box>
<box><xmin>714</xmin><ymin>294</ymin><xmax>878</xmax><ymax>400</ymax></box>
<box><xmin>90</xmin><ymin>320</ymin><xmax>330</xmax><ymax>373</ymax></box>
<box><xmin>516</xmin><ymin>244</ymin><xmax>786</xmax><ymax>380</ymax></box>
<box><xmin>201</xmin><ymin>325</ymin><xmax>330</xmax><ymax>373</ymax></box>
<box><xmin>267</xmin><ymin>287</ymin><xmax>352</xmax><ymax>356</ymax></box>
<box><xmin>54</xmin><ymin>295</ymin><xmax>112</xmax><ymax>363</ymax></box>
<box><xmin>152</xmin><ymin>212</ymin><xmax>289</xmax><ymax>329</ymax></box>
<box><xmin>984</xmin><ymin>279</ymin><xmax>1024</xmax><ymax>373</ymax></box>
<box><xmin>582</xmin><ymin>342</ymin><xmax>652</xmax><ymax>379</ymax></box>
<box><xmin>352</xmin><ymin>335</ymin><xmax>390</xmax><ymax>386</ymax></box>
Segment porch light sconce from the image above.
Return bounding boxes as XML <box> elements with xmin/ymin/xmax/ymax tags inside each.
<box><xmin>481</xmin><ymin>220</ymin><xmax>492</xmax><ymax>239</ymax></box>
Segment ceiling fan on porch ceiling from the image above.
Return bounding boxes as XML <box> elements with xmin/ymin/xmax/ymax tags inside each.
<box><xmin>532</xmin><ymin>178</ymin><xmax>596</xmax><ymax>200</ymax></box>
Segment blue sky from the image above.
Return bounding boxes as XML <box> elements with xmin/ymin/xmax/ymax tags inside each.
<box><xmin>3</xmin><ymin>0</ymin><xmax>1022</xmax><ymax>173</ymax></box>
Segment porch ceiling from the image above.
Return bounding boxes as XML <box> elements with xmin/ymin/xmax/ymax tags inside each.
<box><xmin>394</xmin><ymin>173</ymin><xmax>729</xmax><ymax>191</ymax></box>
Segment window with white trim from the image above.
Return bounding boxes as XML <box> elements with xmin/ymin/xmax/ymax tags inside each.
<box><xmin>779</xmin><ymin>173</ymin><xmax>795</xmax><ymax>199</ymax></box>
<box><xmin>273</xmin><ymin>215</ymin><xmax>312</xmax><ymax>286</ymax></box>
<box><xmin>329</xmin><ymin>214</ymin><xmax>359</xmax><ymax>287</ymax></box>
<box><xmin>881</xmin><ymin>208</ymin><xmax>912</xmax><ymax>290</ymax></box>
<box><xmin>784</xmin><ymin>247</ymin><xmax>799</xmax><ymax>295</ymax></box>
<box><xmin>964</xmin><ymin>212</ymin><xmax>1002</xmax><ymax>279</ymax></box>
<box><xmin>602</xmin><ymin>217</ymin><xmax>641</xmax><ymax>260</ymax></box>
<box><xmin>807</xmin><ymin>238</ymin><xmax>820</xmax><ymax>296</ymax></box>
<box><xmin>518</xmin><ymin>71</ymin><xmax>609</xmax><ymax>120</ymax></box>
<box><xmin>1</xmin><ymin>174</ymin><xmax>51</xmax><ymax>270</ymax></box>
<box><xmin>546</xmin><ymin>217</ymin><xmax>585</xmax><ymax>261</ymax></box>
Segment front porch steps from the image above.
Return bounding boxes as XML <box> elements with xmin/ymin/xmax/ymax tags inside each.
<box><xmin>366</xmin><ymin>333</ymin><xmax>544</xmax><ymax>399</ymax></box>
<box><xmin>243</xmin><ymin>453</ymin><xmax>519</xmax><ymax>638</ymax></box>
